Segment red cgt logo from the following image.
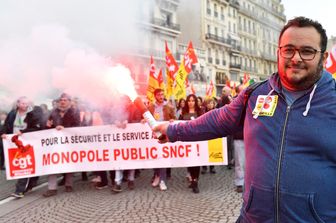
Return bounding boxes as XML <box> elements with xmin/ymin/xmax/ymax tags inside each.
<box><xmin>8</xmin><ymin>135</ymin><xmax>36</xmax><ymax>177</ymax></box>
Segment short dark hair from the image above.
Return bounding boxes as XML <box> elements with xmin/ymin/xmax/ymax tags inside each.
<box><xmin>279</xmin><ymin>16</ymin><xmax>327</xmax><ymax>53</ymax></box>
<box><xmin>153</xmin><ymin>88</ymin><xmax>164</xmax><ymax>96</ymax></box>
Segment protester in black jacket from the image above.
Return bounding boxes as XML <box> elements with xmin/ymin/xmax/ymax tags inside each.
<box><xmin>10</xmin><ymin>105</ymin><xmax>44</xmax><ymax>198</ymax></box>
<box><xmin>43</xmin><ymin>93</ymin><xmax>80</xmax><ymax>197</ymax></box>
<box><xmin>0</xmin><ymin>111</ymin><xmax>7</xmax><ymax>170</ymax></box>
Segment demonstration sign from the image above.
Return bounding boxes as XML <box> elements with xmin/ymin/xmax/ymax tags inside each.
<box><xmin>3</xmin><ymin>123</ymin><xmax>227</xmax><ymax>180</ymax></box>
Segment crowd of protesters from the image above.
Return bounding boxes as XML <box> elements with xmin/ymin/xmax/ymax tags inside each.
<box><xmin>0</xmin><ymin>84</ymin><xmax>245</xmax><ymax>199</ymax></box>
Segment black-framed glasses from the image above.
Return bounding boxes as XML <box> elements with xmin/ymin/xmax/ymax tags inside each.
<box><xmin>278</xmin><ymin>46</ymin><xmax>322</xmax><ymax>61</ymax></box>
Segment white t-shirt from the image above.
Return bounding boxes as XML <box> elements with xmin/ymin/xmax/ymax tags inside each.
<box><xmin>13</xmin><ymin>113</ymin><xmax>27</xmax><ymax>134</ymax></box>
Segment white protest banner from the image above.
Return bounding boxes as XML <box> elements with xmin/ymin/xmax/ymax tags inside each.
<box><xmin>3</xmin><ymin>123</ymin><xmax>227</xmax><ymax>180</ymax></box>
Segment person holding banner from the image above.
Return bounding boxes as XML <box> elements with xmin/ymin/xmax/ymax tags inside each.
<box><xmin>1</xmin><ymin>96</ymin><xmax>34</xmax><ymax>198</ymax></box>
<box><xmin>1</xmin><ymin>97</ymin><xmax>32</xmax><ymax>138</ymax></box>
<box><xmin>43</xmin><ymin>93</ymin><xmax>80</xmax><ymax>197</ymax></box>
<box><xmin>154</xmin><ymin>17</ymin><xmax>336</xmax><ymax>222</ymax></box>
<box><xmin>14</xmin><ymin>106</ymin><xmax>45</xmax><ymax>193</ymax></box>
<box><xmin>179</xmin><ymin>94</ymin><xmax>204</xmax><ymax>193</ymax></box>
<box><xmin>111</xmin><ymin>95</ymin><xmax>142</xmax><ymax>193</ymax></box>
<box><xmin>0</xmin><ymin>111</ymin><xmax>7</xmax><ymax>170</ymax></box>
<box><xmin>148</xmin><ymin>88</ymin><xmax>175</xmax><ymax>191</ymax></box>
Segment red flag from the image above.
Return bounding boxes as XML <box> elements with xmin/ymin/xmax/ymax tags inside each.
<box><xmin>165</xmin><ymin>42</ymin><xmax>178</xmax><ymax>79</ymax></box>
<box><xmin>149</xmin><ymin>56</ymin><xmax>156</xmax><ymax>78</ymax></box>
<box><xmin>147</xmin><ymin>56</ymin><xmax>164</xmax><ymax>102</ymax></box>
<box><xmin>157</xmin><ymin>68</ymin><xmax>164</xmax><ymax>85</ymax></box>
<box><xmin>326</xmin><ymin>45</ymin><xmax>336</xmax><ymax>75</ymax></box>
<box><xmin>173</xmin><ymin>41</ymin><xmax>198</xmax><ymax>100</ymax></box>
<box><xmin>165</xmin><ymin>42</ymin><xmax>179</xmax><ymax>99</ymax></box>
<box><xmin>183</xmin><ymin>41</ymin><xmax>198</xmax><ymax>74</ymax></box>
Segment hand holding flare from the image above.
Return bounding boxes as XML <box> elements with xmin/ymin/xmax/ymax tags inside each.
<box><xmin>133</xmin><ymin>97</ymin><xmax>168</xmax><ymax>142</ymax></box>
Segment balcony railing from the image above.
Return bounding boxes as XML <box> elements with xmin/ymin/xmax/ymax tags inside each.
<box><xmin>240</xmin><ymin>46</ymin><xmax>257</xmax><ymax>56</ymax></box>
<box><xmin>229</xmin><ymin>63</ymin><xmax>241</xmax><ymax>69</ymax></box>
<box><xmin>261</xmin><ymin>52</ymin><xmax>277</xmax><ymax>62</ymax></box>
<box><xmin>151</xmin><ymin>18</ymin><xmax>181</xmax><ymax>31</ymax></box>
<box><xmin>218</xmin><ymin>0</ymin><xmax>229</xmax><ymax>6</ymax></box>
<box><xmin>205</xmin><ymin>33</ymin><xmax>230</xmax><ymax>45</ymax></box>
<box><xmin>255</xmin><ymin>2</ymin><xmax>286</xmax><ymax>20</ymax></box>
<box><xmin>230</xmin><ymin>44</ymin><xmax>241</xmax><ymax>51</ymax></box>
<box><xmin>241</xmin><ymin>66</ymin><xmax>257</xmax><ymax>73</ymax></box>
<box><xmin>238</xmin><ymin>6</ymin><xmax>255</xmax><ymax>18</ymax></box>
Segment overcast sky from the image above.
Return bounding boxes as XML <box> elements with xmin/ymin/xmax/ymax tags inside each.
<box><xmin>282</xmin><ymin>0</ymin><xmax>336</xmax><ymax>38</ymax></box>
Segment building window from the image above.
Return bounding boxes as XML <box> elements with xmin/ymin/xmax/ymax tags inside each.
<box><xmin>207</xmin><ymin>0</ymin><xmax>211</xmax><ymax>15</ymax></box>
<box><xmin>222</xmin><ymin>52</ymin><xmax>226</xmax><ymax>65</ymax></box>
<box><xmin>208</xmin><ymin>48</ymin><xmax>212</xmax><ymax>63</ymax></box>
<box><xmin>214</xmin><ymin>4</ymin><xmax>218</xmax><ymax>17</ymax></box>
<box><xmin>243</xmin><ymin>18</ymin><xmax>246</xmax><ymax>31</ymax></box>
<box><xmin>221</xmin><ymin>7</ymin><xmax>224</xmax><ymax>20</ymax></box>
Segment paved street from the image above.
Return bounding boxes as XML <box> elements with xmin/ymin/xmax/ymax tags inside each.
<box><xmin>0</xmin><ymin>166</ymin><xmax>242</xmax><ymax>223</ymax></box>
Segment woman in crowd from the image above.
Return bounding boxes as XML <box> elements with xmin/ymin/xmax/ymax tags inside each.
<box><xmin>175</xmin><ymin>98</ymin><xmax>185</xmax><ymax>119</ymax></box>
<box><xmin>179</xmin><ymin>94</ymin><xmax>204</xmax><ymax>193</ymax></box>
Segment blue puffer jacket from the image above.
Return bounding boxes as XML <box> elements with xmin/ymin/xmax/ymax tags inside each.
<box><xmin>168</xmin><ymin>71</ymin><xmax>336</xmax><ymax>223</ymax></box>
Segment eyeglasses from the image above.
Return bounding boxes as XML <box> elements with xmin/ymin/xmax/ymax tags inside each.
<box><xmin>278</xmin><ymin>46</ymin><xmax>322</xmax><ymax>61</ymax></box>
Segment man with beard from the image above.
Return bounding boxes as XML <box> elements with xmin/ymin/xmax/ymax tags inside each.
<box><xmin>43</xmin><ymin>93</ymin><xmax>80</xmax><ymax>197</ymax></box>
<box><xmin>148</xmin><ymin>88</ymin><xmax>175</xmax><ymax>191</ymax></box>
<box><xmin>153</xmin><ymin>17</ymin><xmax>336</xmax><ymax>222</ymax></box>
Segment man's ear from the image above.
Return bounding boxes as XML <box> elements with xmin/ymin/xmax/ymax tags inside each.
<box><xmin>322</xmin><ymin>51</ymin><xmax>329</xmax><ymax>65</ymax></box>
